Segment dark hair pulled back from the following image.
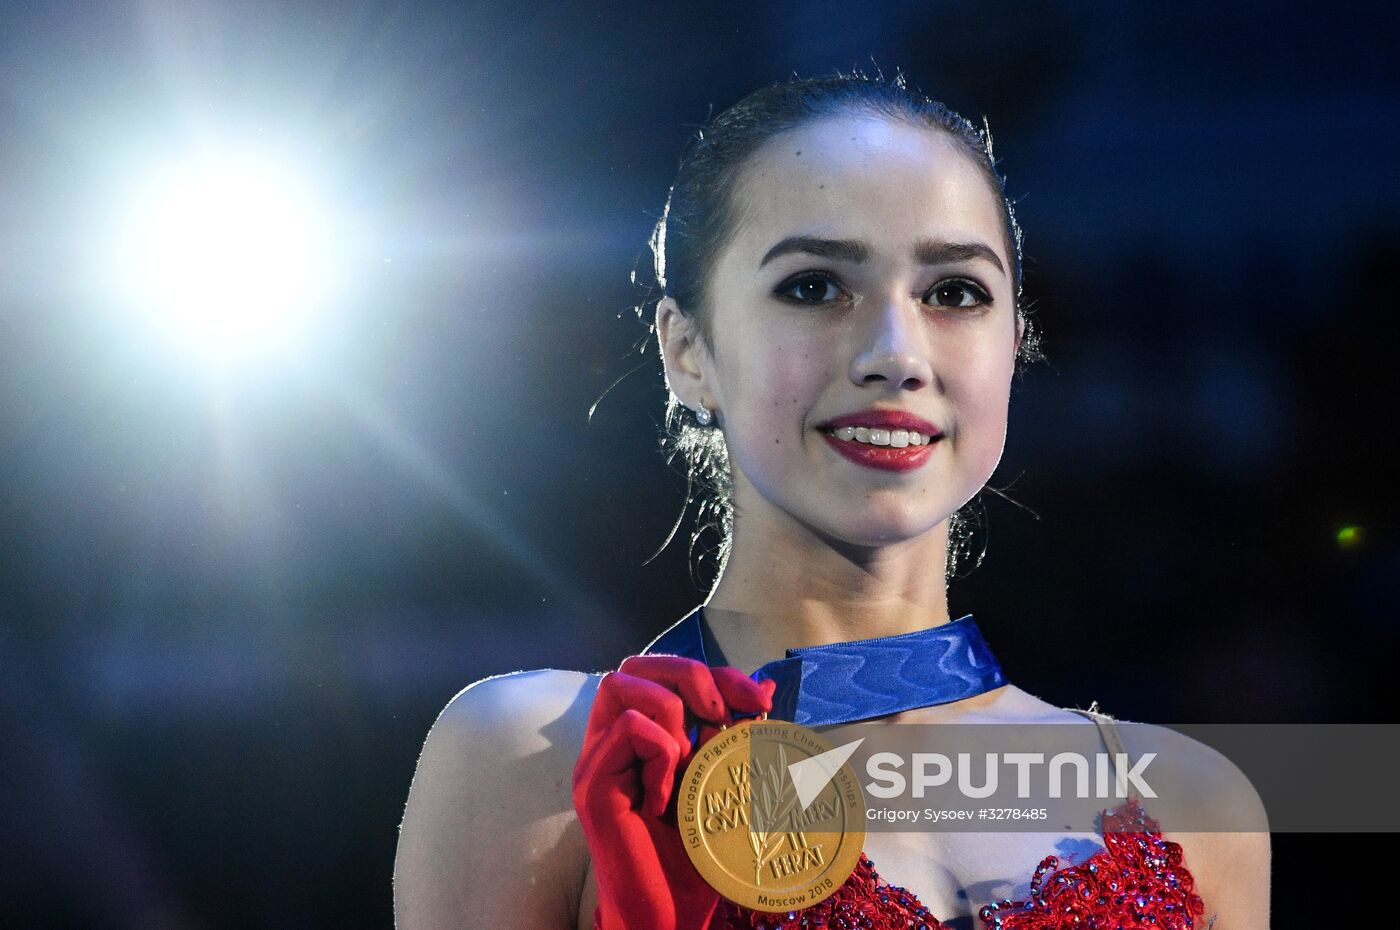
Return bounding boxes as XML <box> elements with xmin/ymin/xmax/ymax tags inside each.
<box><xmin>636</xmin><ymin>70</ymin><xmax>1046</xmax><ymax>584</ymax></box>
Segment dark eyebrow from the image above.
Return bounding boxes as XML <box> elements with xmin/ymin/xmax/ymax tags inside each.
<box><xmin>759</xmin><ymin>236</ymin><xmax>870</xmax><ymax>268</ymax></box>
<box><xmin>759</xmin><ymin>235</ymin><xmax>1005</xmax><ymax>275</ymax></box>
<box><xmin>912</xmin><ymin>239</ymin><xmax>1005</xmax><ymax>275</ymax></box>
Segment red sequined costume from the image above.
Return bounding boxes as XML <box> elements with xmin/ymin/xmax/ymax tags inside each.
<box><xmin>710</xmin><ymin>794</ymin><xmax>1209</xmax><ymax>930</ymax></box>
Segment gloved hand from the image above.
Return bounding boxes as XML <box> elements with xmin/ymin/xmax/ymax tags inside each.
<box><xmin>572</xmin><ymin>655</ymin><xmax>776</xmax><ymax>930</ymax></box>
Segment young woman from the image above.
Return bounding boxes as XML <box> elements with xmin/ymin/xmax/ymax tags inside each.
<box><xmin>393</xmin><ymin>74</ymin><xmax>1270</xmax><ymax>930</ymax></box>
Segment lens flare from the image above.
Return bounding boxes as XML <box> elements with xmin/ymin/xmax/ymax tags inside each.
<box><xmin>110</xmin><ymin>148</ymin><xmax>338</xmax><ymax>363</ymax></box>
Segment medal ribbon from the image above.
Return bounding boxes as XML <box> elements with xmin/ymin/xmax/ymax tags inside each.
<box><xmin>642</xmin><ymin>606</ymin><xmax>1006</xmax><ymax>727</ymax></box>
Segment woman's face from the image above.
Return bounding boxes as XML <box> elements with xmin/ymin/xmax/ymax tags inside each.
<box><xmin>661</xmin><ymin>114</ymin><xmax>1022</xmax><ymax>549</ymax></box>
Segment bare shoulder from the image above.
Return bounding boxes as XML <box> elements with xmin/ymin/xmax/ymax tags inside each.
<box><xmin>1112</xmin><ymin>720</ymin><xmax>1270</xmax><ymax>830</ymax></box>
<box><xmin>1009</xmin><ymin>686</ymin><xmax>1271</xmax><ymax>927</ymax></box>
<box><xmin>431</xmin><ymin>668</ymin><xmax>604</xmax><ymax>752</ymax></box>
<box><xmin>393</xmin><ymin>669</ymin><xmax>605</xmax><ymax>930</ymax></box>
<box><xmin>1120</xmin><ymin>721</ymin><xmax>1272</xmax><ymax>930</ymax></box>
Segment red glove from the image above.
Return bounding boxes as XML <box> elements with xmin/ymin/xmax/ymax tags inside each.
<box><xmin>572</xmin><ymin>655</ymin><xmax>776</xmax><ymax>930</ymax></box>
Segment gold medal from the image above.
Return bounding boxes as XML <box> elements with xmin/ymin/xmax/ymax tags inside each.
<box><xmin>677</xmin><ymin>715</ymin><xmax>866</xmax><ymax>913</ymax></box>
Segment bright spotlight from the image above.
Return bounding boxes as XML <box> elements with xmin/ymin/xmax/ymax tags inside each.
<box><xmin>110</xmin><ymin>147</ymin><xmax>339</xmax><ymax>364</ymax></box>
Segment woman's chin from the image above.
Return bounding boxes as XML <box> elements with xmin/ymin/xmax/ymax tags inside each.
<box><xmin>808</xmin><ymin>505</ymin><xmax>953</xmax><ymax>550</ymax></box>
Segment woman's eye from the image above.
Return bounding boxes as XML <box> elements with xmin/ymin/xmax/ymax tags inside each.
<box><xmin>926</xmin><ymin>279</ymin><xmax>991</xmax><ymax>309</ymax></box>
<box><xmin>776</xmin><ymin>274</ymin><xmax>844</xmax><ymax>303</ymax></box>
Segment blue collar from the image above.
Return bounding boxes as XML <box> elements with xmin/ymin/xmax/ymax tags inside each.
<box><xmin>642</xmin><ymin>606</ymin><xmax>1007</xmax><ymax>727</ymax></box>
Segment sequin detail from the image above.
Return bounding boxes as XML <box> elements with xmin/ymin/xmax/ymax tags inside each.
<box><xmin>711</xmin><ymin>797</ymin><xmax>1205</xmax><ymax>930</ymax></box>
<box><xmin>712</xmin><ymin>849</ymin><xmax>949</xmax><ymax>930</ymax></box>
<box><xmin>979</xmin><ymin>797</ymin><xmax>1205</xmax><ymax>929</ymax></box>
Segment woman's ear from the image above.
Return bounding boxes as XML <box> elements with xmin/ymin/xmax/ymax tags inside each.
<box><xmin>1014</xmin><ymin>311</ymin><xmax>1025</xmax><ymax>357</ymax></box>
<box><xmin>656</xmin><ymin>296</ymin><xmax>708</xmax><ymax>400</ymax></box>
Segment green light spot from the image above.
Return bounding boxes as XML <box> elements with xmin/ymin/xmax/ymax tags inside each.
<box><xmin>1336</xmin><ymin>525</ymin><xmax>1364</xmax><ymax>548</ymax></box>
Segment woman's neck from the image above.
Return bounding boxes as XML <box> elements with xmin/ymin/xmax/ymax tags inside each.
<box><xmin>699</xmin><ymin>510</ymin><xmax>953</xmax><ymax>676</ymax></box>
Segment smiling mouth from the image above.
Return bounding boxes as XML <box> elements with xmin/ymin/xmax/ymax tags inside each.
<box><xmin>817</xmin><ymin>428</ymin><xmax>940</xmax><ymax>472</ymax></box>
<box><xmin>816</xmin><ymin>425</ymin><xmax>940</xmax><ymax>448</ymax></box>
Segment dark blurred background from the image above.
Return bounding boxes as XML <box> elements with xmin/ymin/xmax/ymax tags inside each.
<box><xmin>1</xmin><ymin>1</ymin><xmax>1395</xmax><ymax>926</ymax></box>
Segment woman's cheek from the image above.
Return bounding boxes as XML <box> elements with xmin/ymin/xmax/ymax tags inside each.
<box><xmin>954</xmin><ymin>376</ymin><xmax>1014</xmax><ymax>473</ymax></box>
<box><xmin>729</xmin><ymin>361</ymin><xmax>823</xmax><ymax>483</ymax></box>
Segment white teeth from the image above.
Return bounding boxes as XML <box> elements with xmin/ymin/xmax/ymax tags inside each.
<box><xmin>825</xmin><ymin>426</ymin><xmax>937</xmax><ymax>446</ymax></box>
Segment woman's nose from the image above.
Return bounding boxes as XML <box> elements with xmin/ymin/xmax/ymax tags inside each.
<box><xmin>849</xmin><ymin>295</ymin><xmax>935</xmax><ymax>390</ymax></box>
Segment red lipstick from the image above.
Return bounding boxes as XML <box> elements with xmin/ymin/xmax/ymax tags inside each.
<box><xmin>816</xmin><ymin>409</ymin><xmax>943</xmax><ymax>436</ymax></box>
<box><xmin>819</xmin><ymin>432</ymin><xmax>938</xmax><ymax>471</ymax></box>
<box><xmin>815</xmin><ymin>408</ymin><xmax>943</xmax><ymax>473</ymax></box>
